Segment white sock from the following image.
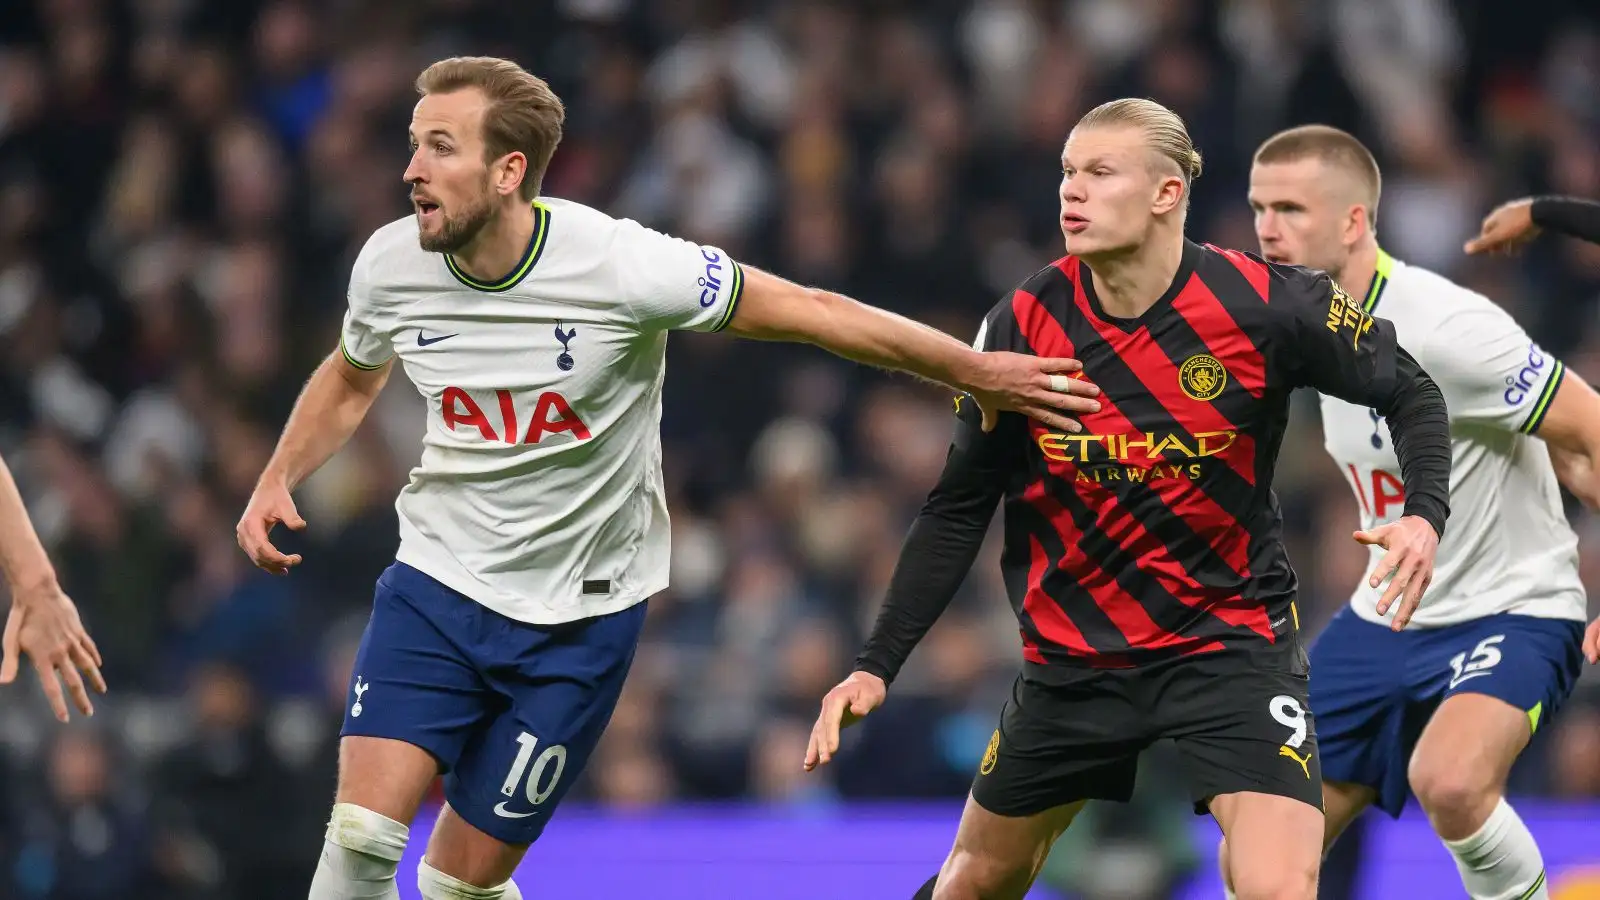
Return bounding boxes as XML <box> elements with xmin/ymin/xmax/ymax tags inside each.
<box><xmin>417</xmin><ymin>859</ymin><xmax>523</xmax><ymax>899</ymax></box>
<box><xmin>308</xmin><ymin>803</ymin><xmax>410</xmax><ymax>899</ymax></box>
<box><xmin>1441</xmin><ymin>798</ymin><xmax>1548</xmax><ymax>900</ymax></box>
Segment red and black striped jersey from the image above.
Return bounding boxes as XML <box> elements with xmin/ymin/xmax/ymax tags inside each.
<box><xmin>857</xmin><ymin>240</ymin><xmax>1451</xmax><ymax>678</ymax></box>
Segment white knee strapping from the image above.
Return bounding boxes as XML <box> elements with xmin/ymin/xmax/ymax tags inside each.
<box><xmin>416</xmin><ymin>859</ymin><xmax>522</xmax><ymax>899</ymax></box>
<box><xmin>308</xmin><ymin>804</ymin><xmax>411</xmax><ymax>900</ymax></box>
<box><xmin>325</xmin><ymin>803</ymin><xmax>410</xmax><ymax>862</ymax></box>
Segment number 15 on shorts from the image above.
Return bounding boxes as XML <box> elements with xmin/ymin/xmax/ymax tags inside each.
<box><xmin>496</xmin><ymin>732</ymin><xmax>567</xmax><ymax>819</ymax></box>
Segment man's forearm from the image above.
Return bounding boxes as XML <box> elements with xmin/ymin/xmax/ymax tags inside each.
<box><xmin>262</xmin><ymin>354</ymin><xmax>386</xmax><ymax>491</ymax></box>
<box><xmin>0</xmin><ymin>455</ymin><xmax>57</xmax><ymax>595</ymax></box>
<box><xmin>855</xmin><ymin>443</ymin><xmax>1004</xmax><ymax>685</ymax></box>
<box><xmin>736</xmin><ymin>286</ymin><xmax>986</xmax><ymax>391</ymax></box>
<box><xmin>1532</xmin><ymin>196</ymin><xmax>1600</xmax><ymax>245</ymax></box>
<box><xmin>1381</xmin><ymin>363</ymin><xmax>1452</xmax><ymax>538</ymax></box>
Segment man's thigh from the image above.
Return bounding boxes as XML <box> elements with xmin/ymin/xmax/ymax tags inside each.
<box><xmin>440</xmin><ymin>598</ymin><xmax>649</xmax><ymax>848</ymax></box>
<box><xmin>1157</xmin><ymin>653</ymin><xmax>1325</xmax><ymax>817</ymax></box>
<box><xmin>1416</xmin><ymin>612</ymin><xmax>1585</xmax><ymax>748</ymax></box>
<box><xmin>337</xmin><ymin>563</ymin><xmax>499</xmax><ymax>817</ymax></box>
<box><xmin>969</xmin><ymin>668</ymin><xmax>1151</xmax><ymax>819</ymax></box>
<box><xmin>1305</xmin><ymin>607</ymin><xmax>1414</xmax><ymax>817</ymax></box>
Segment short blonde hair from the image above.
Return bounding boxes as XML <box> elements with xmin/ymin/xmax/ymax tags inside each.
<box><xmin>1076</xmin><ymin>98</ymin><xmax>1204</xmax><ymax>205</ymax></box>
<box><xmin>416</xmin><ymin>56</ymin><xmax>565</xmax><ymax>201</ymax></box>
<box><xmin>1253</xmin><ymin>125</ymin><xmax>1381</xmax><ymax>227</ymax></box>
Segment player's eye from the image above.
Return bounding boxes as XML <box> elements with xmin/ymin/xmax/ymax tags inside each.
<box><xmin>435</xmin><ymin>142</ymin><xmax>452</xmax><ymax>155</ymax></box>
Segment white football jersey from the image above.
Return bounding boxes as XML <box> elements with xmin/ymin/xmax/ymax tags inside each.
<box><xmin>339</xmin><ymin>198</ymin><xmax>745</xmax><ymax>624</ymax></box>
<box><xmin>1320</xmin><ymin>250</ymin><xmax>1585</xmax><ymax>628</ymax></box>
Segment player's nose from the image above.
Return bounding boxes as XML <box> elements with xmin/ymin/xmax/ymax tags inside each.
<box><xmin>403</xmin><ymin>150</ymin><xmax>427</xmax><ymax>184</ymax></box>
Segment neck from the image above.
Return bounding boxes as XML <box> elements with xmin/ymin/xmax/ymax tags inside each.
<box><xmin>1332</xmin><ymin>239</ymin><xmax>1379</xmax><ymax>304</ymax></box>
<box><xmin>450</xmin><ymin>200</ymin><xmax>535</xmax><ymax>281</ymax></box>
<box><xmin>1082</xmin><ymin>229</ymin><xmax>1186</xmax><ymax>319</ymax></box>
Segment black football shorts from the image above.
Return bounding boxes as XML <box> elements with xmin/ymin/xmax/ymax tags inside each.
<box><xmin>970</xmin><ymin>651</ymin><xmax>1323</xmax><ymax>817</ymax></box>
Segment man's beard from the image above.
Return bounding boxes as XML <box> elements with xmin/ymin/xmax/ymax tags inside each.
<box><xmin>419</xmin><ymin>190</ymin><xmax>495</xmax><ymax>254</ymax></box>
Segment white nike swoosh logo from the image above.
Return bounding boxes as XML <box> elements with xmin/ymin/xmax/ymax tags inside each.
<box><xmin>1448</xmin><ymin>671</ymin><xmax>1493</xmax><ymax>690</ymax></box>
<box><xmin>493</xmin><ymin>802</ymin><xmax>537</xmax><ymax>819</ymax></box>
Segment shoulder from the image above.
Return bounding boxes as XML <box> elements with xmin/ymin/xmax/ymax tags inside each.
<box><xmin>977</xmin><ymin>258</ymin><xmax>1075</xmax><ymax>350</ymax></box>
<box><xmin>1390</xmin><ymin>263</ymin><xmax>1534</xmax><ymax>368</ymax></box>
<box><xmin>1195</xmin><ymin>243</ymin><xmax>1335</xmax><ymax>312</ymax></box>
<box><xmin>536</xmin><ymin>195</ymin><xmax>616</xmax><ymax>236</ymax></box>
<box><xmin>539</xmin><ymin>195</ymin><xmax>722</xmax><ymax>269</ymax></box>
<box><xmin>349</xmin><ymin>215</ymin><xmax>437</xmax><ymax>297</ymax></box>
<box><xmin>1386</xmin><ymin>261</ymin><xmax>1503</xmax><ymax>320</ymax></box>
<box><xmin>355</xmin><ymin>215</ymin><xmax>423</xmax><ymax>273</ymax></box>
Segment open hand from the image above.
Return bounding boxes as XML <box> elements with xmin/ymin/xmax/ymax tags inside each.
<box><xmin>1583</xmin><ymin>617</ymin><xmax>1599</xmax><ymax>665</ymax></box>
<box><xmin>1</xmin><ymin>581</ymin><xmax>106</xmax><ymax>721</ymax></box>
<box><xmin>967</xmin><ymin>353</ymin><xmax>1101</xmax><ymax>434</ymax></box>
<box><xmin>804</xmin><ymin>670</ymin><xmax>888</xmax><ymax>772</ymax></box>
<box><xmin>236</xmin><ymin>478</ymin><xmax>307</xmax><ymax>575</ymax></box>
<box><xmin>1463</xmin><ymin>198</ymin><xmax>1538</xmax><ymax>256</ymax></box>
<box><xmin>1355</xmin><ymin>516</ymin><xmax>1440</xmax><ymax>630</ymax></box>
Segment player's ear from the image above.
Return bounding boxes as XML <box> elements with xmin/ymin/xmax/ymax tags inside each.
<box><xmin>1342</xmin><ymin>203</ymin><xmax>1367</xmax><ymax>248</ymax></box>
<box><xmin>1152</xmin><ymin>173</ymin><xmax>1185</xmax><ymax>216</ymax></box>
<box><xmin>495</xmin><ymin>151</ymin><xmax>528</xmax><ymax>198</ymax></box>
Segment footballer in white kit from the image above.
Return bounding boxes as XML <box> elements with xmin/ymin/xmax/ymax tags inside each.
<box><xmin>235</xmin><ymin>57</ymin><xmax>1101</xmax><ymax>900</ymax></box>
<box><xmin>1234</xmin><ymin>125</ymin><xmax>1600</xmax><ymax>900</ymax></box>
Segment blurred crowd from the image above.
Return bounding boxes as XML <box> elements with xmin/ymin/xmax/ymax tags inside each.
<box><xmin>3</xmin><ymin>0</ymin><xmax>1600</xmax><ymax>897</ymax></box>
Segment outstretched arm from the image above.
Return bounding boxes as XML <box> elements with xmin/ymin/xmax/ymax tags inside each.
<box><xmin>0</xmin><ymin>452</ymin><xmax>105</xmax><ymax>721</ymax></box>
<box><xmin>1465</xmin><ymin>195</ymin><xmax>1600</xmax><ymax>254</ymax></box>
<box><xmin>726</xmin><ymin>266</ymin><xmax>1101</xmax><ymax>433</ymax></box>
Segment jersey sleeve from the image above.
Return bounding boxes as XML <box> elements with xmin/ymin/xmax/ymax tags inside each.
<box><xmin>613</xmin><ymin>218</ymin><xmax>745</xmax><ymax>334</ymax></box>
<box><xmin>339</xmin><ymin>236</ymin><xmax>393</xmax><ymax>370</ymax></box>
<box><xmin>951</xmin><ymin>303</ymin><xmax>1029</xmax><ymax>462</ymax></box>
<box><xmin>856</xmin><ymin>310</ymin><xmax>1020</xmax><ymax>685</ymax></box>
<box><xmin>1416</xmin><ymin>303</ymin><xmax>1566</xmax><ymax>435</ymax></box>
<box><xmin>1270</xmin><ymin>266</ymin><xmax>1403</xmax><ymax>406</ymax></box>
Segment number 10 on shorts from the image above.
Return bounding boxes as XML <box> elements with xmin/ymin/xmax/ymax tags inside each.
<box><xmin>500</xmin><ymin>732</ymin><xmax>568</xmax><ymax>807</ymax></box>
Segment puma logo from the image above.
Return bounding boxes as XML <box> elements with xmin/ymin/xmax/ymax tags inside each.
<box><xmin>1279</xmin><ymin>745</ymin><xmax>1312</xmax><ymax>779</ymax></box>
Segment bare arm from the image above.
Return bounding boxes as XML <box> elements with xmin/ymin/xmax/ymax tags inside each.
<box><xmin>0</xmin><ymin>453</ymin><xmax>105</xmax><ymax>720</ymax></box>
<box><xmin>260</xmin><ymin>350</ymin><xmax>392</xmax><ymax>490</ymax></box>
<box><xmin>236</xmin><ymin>349</ymin><xmax>391</xmax><ymax>574</ymax></box>
<box><xmin>1532</xmin><ymin>373</ymin><xmax>1600</xmax><ymax>509</ymax></box>
<box><xmin>0</xmin><ymin>454</ymin><xmax>57</xmax><ymax>596</ymax></box>
<box><xmin>724</xmin><ymin>266</ymin><xmax>1100</xmax><ymax>432</ymax></box>
<box><xmin>1537</xmin><ymin>372</ymin><xmax>1600</xmax><ymax>666</ymax></box>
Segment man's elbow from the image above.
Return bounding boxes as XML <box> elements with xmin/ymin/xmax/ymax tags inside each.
<box><xmin>329</xmin><ymin>351</ymin><xmax>391</xmax><ymax>399</ymax></box>
<box><xmin>1381</xmin><ymin>368</ymin><xmax>1448</xmax><ymax>422</ymax></box>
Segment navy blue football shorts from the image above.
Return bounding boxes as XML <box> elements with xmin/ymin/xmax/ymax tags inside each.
<box><xmin>340</xmin><ymin>562</ymin><xmax>646</xmax><ymax>844</ymax></box>
<box><xmin>1309</xmin><ymin>606</ymin><xmax>1583</xmax><ymax>816</ymax></box>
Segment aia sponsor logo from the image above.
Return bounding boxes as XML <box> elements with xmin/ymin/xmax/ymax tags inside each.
<box><xmin>440</xmin><ymin>387</ymin><xmax>591</xmax><ymax>444</ymax></box>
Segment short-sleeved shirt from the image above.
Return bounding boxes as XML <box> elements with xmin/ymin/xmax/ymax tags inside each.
<box><xmin>1320</xmin><ymin>250</ymin><xmax>1585</xmax><ymax>627</ymax></box>
<box><xmin>340</xmin><ymin>198</ymin><xmax>746</xmax><ymax>624</ymax></box>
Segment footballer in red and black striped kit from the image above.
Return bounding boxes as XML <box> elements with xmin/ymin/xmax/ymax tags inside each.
<box><xmin>806</xmin><ymin>99</ymin><xmax>1453</xmax><ymax>900</ymax></box>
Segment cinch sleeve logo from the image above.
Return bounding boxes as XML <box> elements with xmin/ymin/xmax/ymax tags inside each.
<box><xmin>1503</xmin><ymin>343</ymin><xmax>1549</xmax><ymax>406</ymax></box>
<box><xmin>698</xmin><ymin>247</ymin><xmax>725</xmax><ymax>308</ymax></box>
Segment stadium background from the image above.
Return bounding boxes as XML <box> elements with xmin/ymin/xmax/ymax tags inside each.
<box><xmin>3</xmin><ymin>0</ymin><xmax>1600</xmax><ymax>897</ymax></box>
